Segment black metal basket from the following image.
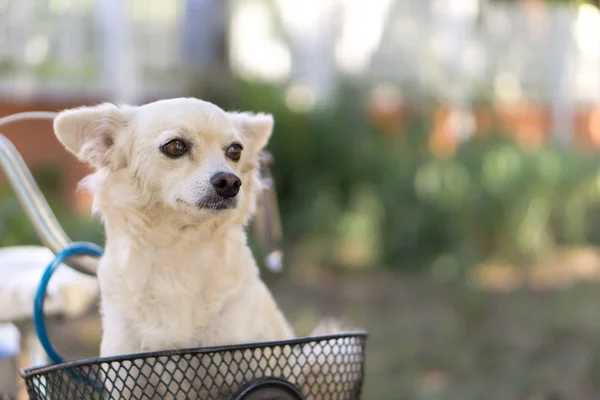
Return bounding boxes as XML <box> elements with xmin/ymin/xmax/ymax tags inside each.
<box><xmin>20</xmin><ymin>333</ymin><xmax>367</xmax><ymax>400</ymax></box>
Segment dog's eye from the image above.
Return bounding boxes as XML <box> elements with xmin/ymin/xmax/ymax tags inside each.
<box><xmin>162</xmin><ymin>139</ymin><xmax>187</xmax><ymax>158</ymax></box>
<box><xmin>226</xmin><ymin>143</ymin><xmax>243</xmax><ymax>161</ymax></box>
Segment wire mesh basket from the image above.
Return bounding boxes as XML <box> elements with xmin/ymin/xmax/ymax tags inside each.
<box><xmin>21</xmin><ymin>333</ymin><xmax>367</xmax><ymax>400</ymax></box>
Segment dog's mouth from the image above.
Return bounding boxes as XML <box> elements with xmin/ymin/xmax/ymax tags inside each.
<box><xmin>177</xmin><ymin>195</ymin><xmax>237</xmax><ymax>211</ymax></box>
<box><xmin>198</xmin><ymin>197</ymin><xmax>237</xmax><ymax>210</ymax></box>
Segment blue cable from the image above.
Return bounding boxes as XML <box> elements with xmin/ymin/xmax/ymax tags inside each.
<box><xmin>33</xmin><ymin>242</ymin><xmax>103</xmax><ymax>364</ymax></box>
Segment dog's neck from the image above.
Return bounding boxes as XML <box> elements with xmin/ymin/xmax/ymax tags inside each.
<box><xmin>99</xmin><ymin>206</ymin><xmax>253</xmax><ymax>280</ymax></box>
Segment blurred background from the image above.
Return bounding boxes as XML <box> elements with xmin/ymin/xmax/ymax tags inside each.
<box><xmin>2</xmin><ymin>0</ymin><xmax>600</xmax><ymax>398</ymax></box>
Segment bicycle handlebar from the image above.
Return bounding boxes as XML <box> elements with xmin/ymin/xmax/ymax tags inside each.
<box><xmin>0</xmin><ymin>112</ymin><xmax>98</xmax><ymax>275</ymax></box>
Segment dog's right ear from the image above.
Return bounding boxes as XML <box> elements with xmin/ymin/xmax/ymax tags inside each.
<box><xmin>53</xmin><ymin>103</ymin><xmax>128</xmax><ymax>170</ymax></box>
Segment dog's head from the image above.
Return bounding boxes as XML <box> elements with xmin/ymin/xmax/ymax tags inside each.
<box><xmin>54</xmin><ymin>98</ymin><xmax>273</xmax><ymax>228</ymax></box>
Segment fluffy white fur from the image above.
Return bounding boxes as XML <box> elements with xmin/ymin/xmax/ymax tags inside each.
<box><xmin>53</xmin><ymin>98</ymin><xmax>296</xmax><ymax>358</ymax></box>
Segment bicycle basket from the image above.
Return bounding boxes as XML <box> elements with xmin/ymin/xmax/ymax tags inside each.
<box><xmin>21</xmin><ymin>333</ymin><xmax>367</xmax><ymax>400</ymax></box>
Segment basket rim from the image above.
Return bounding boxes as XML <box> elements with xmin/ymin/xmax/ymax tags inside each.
<box><xmin>20</xmin><ymin>331</ymin><xmax>368</xmax><ymax>379</ymax></box>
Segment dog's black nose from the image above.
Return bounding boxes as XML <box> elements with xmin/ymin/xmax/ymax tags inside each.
<box><xmin>211</xmin><ymin>172</ymin><xmax>241</xmax><ymax>198</ymax></box>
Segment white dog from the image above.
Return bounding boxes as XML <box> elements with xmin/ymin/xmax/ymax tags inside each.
<box><xmin>54</xmin><ymin>97</ymin><xmax>295</xmax><ymax>357</ymax></box>
<box><xmin>53</xmin><ymin>98</ymin><xmax>351</xmax><ymax>399</ymax></box>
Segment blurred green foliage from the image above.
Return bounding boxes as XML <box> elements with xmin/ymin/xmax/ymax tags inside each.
<box><xmin>1</xmin><ymin>80</ymin><xmax>600</xmax><ymax>277</ymax></box>
<box><xmin>211</xmin><ymin>80</ymin><xmax>600</xmax><ymax>274</ymax></box>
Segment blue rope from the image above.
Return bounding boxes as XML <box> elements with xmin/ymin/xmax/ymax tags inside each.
<box><xmin>33</xmin><ymin>242</ymin><xmax>103</xmax><ymax>364</ymax></box>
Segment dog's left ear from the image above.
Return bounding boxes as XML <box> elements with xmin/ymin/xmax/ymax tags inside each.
<box><xmin>228</xmin><ymin>112</ymin><xmax>274</xmax><ymax>150</ymax></box>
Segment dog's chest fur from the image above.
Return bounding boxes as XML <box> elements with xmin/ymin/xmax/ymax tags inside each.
<box><xmin>98</xmin><ymin>229</ymin><xmax>255</xmax><ymax>351</ymax></box>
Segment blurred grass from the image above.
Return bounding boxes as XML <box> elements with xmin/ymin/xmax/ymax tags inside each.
<box><xmin>273</xmin><ymin>274</ymin><xmax>600</xmax><ymax>400</ymax></box>
<box><xmin>47</xmin><ymin>273</ymin><xmax>600</xmax><ymax>400</ymax></box>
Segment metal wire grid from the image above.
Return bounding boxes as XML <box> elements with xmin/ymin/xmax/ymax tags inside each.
<box><xmin>21</xmin><ymin>333</ymin><xmax>367</xmax><ymax>400</ymax></box>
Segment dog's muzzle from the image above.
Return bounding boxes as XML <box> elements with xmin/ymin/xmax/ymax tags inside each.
<box><xmin>195</xmin><ymin>172</ymin><xmax>241</xmax><ymax>210</ymax></box>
